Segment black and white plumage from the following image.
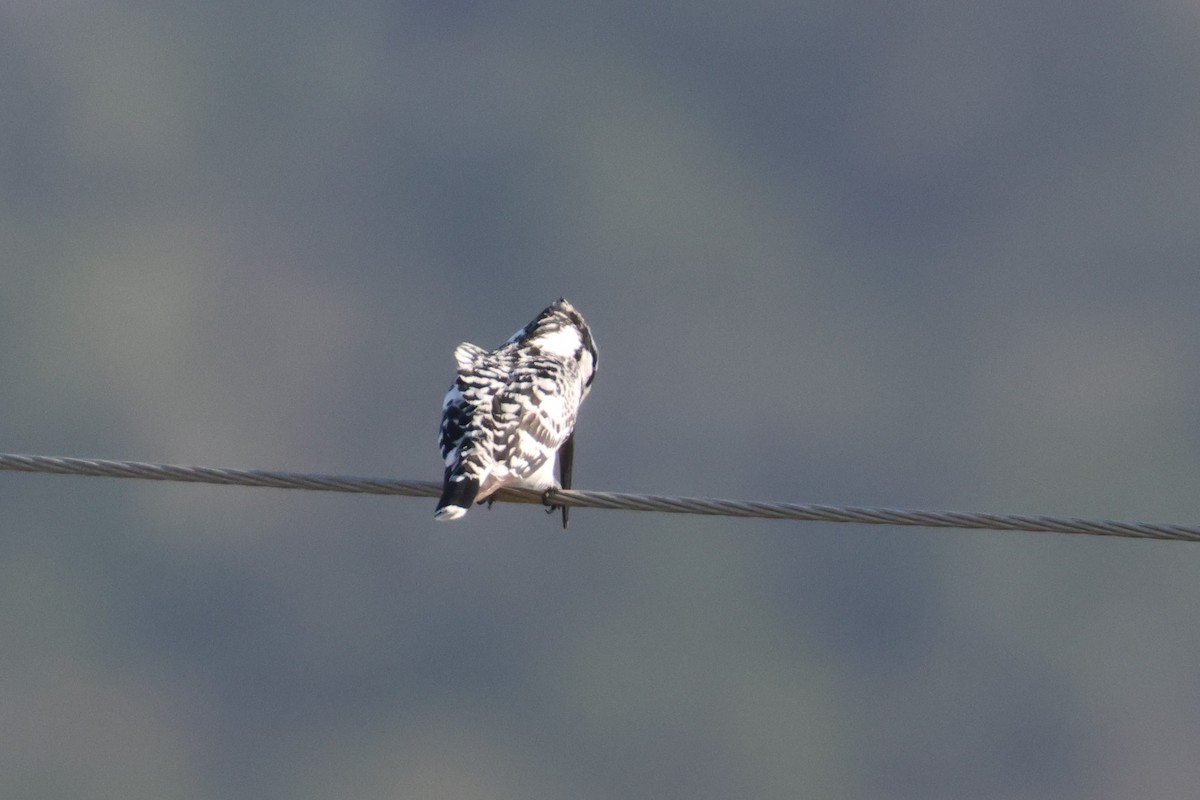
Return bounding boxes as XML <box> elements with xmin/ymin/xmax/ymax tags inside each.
<box><xmin>435</xmin><ymin>298</ymin><xmax>598</xmax><ymax>527</ymax></box>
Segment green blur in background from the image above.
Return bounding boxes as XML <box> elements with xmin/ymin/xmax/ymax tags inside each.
<box><xmin>2</xmin><ymin>2</ymin><xmax>1200</xmax><ymax>798</ymax></box>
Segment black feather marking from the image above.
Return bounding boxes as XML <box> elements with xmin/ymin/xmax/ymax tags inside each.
<box><xmin>436</xmin><ymin>470</ymin><xmax>480</xmax><ymax>513</ymax></box>
<box><xmin>557</xmin><ymin>432</ymin><xmax>574</xmax><ymax>529</ymax></box>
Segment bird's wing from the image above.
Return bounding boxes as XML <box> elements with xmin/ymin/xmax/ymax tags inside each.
<box><xmin>492</xmin><ymin>365</ymin><xmax>579</xmax><ymax>483</ymax></box>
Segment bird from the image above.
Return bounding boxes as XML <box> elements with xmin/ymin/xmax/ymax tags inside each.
<box><xmin>435</xmin><ymin>298</ymin><xmax>598</xmax><ymax>528</ymax></box>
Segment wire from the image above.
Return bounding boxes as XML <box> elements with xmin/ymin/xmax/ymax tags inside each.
<box><xmin>0</xmin><ymin>452</ymin><xmax>1196</xmax><ymax>542</ymax></box>
<box><xmin>2</xmin><ymin>455</ymin><xmax>1200</xmax><ymax>544</ymax></box>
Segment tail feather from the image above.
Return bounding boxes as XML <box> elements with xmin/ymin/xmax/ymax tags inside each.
<box><xmin>556</xmin><ymin>432</ymin><xmax>574</xmax><ymax>529</ymax></box>
<box><xmin>435</xmin><ymin>471</ymin><xmax>480</xmax><ymax>521</ymax></box>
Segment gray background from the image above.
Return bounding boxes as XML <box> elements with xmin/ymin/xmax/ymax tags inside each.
<box><xmin>3</xmin><ymin>2</ymin><xmax>1200</xmax><ymax>798</ymax></box>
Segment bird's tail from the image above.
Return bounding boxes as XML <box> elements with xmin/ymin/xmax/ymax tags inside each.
<box><xmin>434</xmin><ymin>470</ymin><xmax>480</xmax><ymax>521</ymax></box>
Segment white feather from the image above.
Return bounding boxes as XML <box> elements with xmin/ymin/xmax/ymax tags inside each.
<box><xmin>530</xmin><ymin>326</ymin><xmax>582</xmax><ymax>358</ymax></box>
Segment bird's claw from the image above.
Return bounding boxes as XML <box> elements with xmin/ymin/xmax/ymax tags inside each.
<box><xmin>544</xmin><ymin>488</ymin><xmax>570</xmax><ymax>529</ymax></box>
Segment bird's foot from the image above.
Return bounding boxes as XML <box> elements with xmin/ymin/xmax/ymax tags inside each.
<box><xmin>544</xmin><ymin>488</ymin><xmax>570</xmax><ymax>529</ymax></box>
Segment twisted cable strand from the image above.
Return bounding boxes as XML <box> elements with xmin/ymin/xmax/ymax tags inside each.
<box><xmin>1</xmin><ymin>453</ymin><xmax>1196</xmax><ymax>542</ymax></box>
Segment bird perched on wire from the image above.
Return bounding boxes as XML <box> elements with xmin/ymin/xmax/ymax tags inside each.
<box><xmin>435</xmin><ymin>298</ymin><xmax>598</xmax><ymax>528</ymax></box>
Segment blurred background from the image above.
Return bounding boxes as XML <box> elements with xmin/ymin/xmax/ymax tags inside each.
<box><xmin>3</xmin><ymin>1</ymin><xmax>1200</xmax><ymax>797</ymax></box>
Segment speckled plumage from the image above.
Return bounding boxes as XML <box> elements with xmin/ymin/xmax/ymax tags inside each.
<box><xmin>436</xmin><ymin>298</ymin><xmax>597</xmax><ymax>526</ymax></box>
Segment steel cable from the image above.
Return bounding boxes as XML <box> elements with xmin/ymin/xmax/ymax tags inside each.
<box><xmin>1</xmin><ymin>452</ymin><xmax>1196</xmax><ymax>542</ymax></box>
